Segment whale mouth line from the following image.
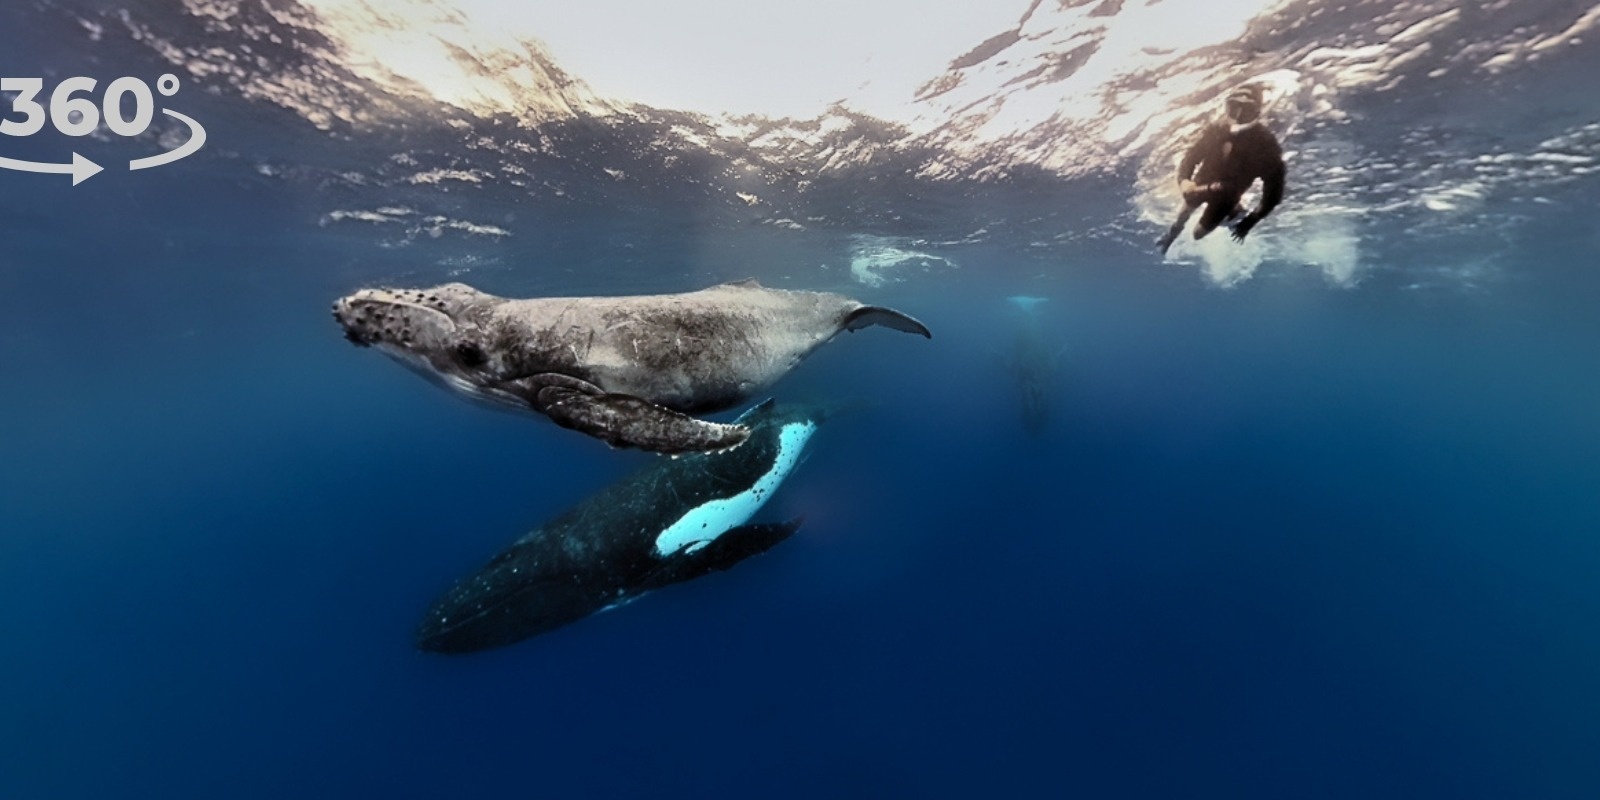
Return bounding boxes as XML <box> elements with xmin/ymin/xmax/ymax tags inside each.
<box><xmin>343</xmin><ymin>328</ymin><xmax>375</xmax><ymax>347</ymax></box>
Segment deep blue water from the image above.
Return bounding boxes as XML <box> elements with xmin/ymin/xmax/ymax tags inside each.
<box><xmin>6</xmin><ymin>3</ymin><xmax>1600</xmax><ymax>798</ymax></box>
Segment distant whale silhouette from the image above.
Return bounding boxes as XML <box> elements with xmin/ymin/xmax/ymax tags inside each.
<box><xmin>416</xmin><ymin>400</ymin><xmax>827</xmax><ymax>653</ymax></box>
<box><xmin>1001</xmin><ymin>296</ymin><xmax>1063</xmax><ymax>436</ymax></box>
<box><xmin>332</xmin><ymin>279</ymin><xmax>930</xmax><ymax>455</ymax></box>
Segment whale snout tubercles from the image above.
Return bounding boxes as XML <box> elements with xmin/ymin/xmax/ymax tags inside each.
<box><xmin>332</xmin><ymin>294</ymin><xmax>384</xmax><ymax>347</ymax></box>
<box><xmin>332</xmin><ymin>288</ymin><xmax>462</xmax><ymax>350</ymax></box>
<box><xmin>332</xmin><ymin>294</ymin><xmax>376</xmax><ymax>344</ymax></box>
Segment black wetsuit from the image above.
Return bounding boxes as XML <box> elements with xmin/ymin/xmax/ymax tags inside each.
<box><xmin>1181</xmin><ymin>120</ymin><xmax>1285</xmax><ymax>228</ymax></box>
<box><xmin>1159</xmin><ymin>119</ymin><xmax>1286</xmax><ymax>252</ymax></box>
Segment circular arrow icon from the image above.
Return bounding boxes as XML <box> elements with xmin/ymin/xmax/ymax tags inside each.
<box><xmin>129</xmin><ymin>108</ymin><xmax>207</xmax><ymax>172</ymax></box>
<box><xmin>0</xmin><ymin>73</ymin><xmax>207</xmax><ymax>186</ymax></box>
<box><xmin>0</xmin><ymin>151</ymin><xmax>103</xmax><ymax>185</ymax></box>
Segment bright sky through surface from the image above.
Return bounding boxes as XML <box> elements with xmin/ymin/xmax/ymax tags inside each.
<box><xmin>303</xmin><ymin>0</ymin><xmax>1032</xmax><ymax>118</ymax></box>
<box><xmin>298</xmin><ymin>0</ymin><xmax>1304</xmax><ymax>123</ymax></box>
<box><xmin>452</xmin><ymin>0</ymin><xmax>1034</xmax><ymax>116</ymax></box>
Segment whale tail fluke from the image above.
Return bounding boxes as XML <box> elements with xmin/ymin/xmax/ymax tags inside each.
<box><xmin>844</xmin><ymin>306</ymin><xmax>932</xmax><ymax>338</ymax></box>
<box><xmin>1006</xmin><ymin>295</ymin><xmax>1049</xmax><ymax>314</ymax></box>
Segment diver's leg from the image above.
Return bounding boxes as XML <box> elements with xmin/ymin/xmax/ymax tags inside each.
<box><xmin>1158</xmin><ymin>202</ymin><xmax>1198</xmax><ymax>255</ymax></box>
<box><xmin>1191</xmin><ymin>193</ymin><xmax>1242</xmax><ymax>240</ymax></box>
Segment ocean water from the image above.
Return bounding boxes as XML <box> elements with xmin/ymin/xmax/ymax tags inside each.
<box><xmin>4</xmin><ymin>1</ymin><xmax>1600</xmax><ymax>798</ymax></box>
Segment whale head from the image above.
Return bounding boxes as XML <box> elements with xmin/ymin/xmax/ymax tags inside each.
<box><xmin>332</xmin><ymin>283</ymin><xmax>524</xmax><ymax>409</ymax></box>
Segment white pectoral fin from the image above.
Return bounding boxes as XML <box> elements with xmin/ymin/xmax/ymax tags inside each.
<box><xmin>654</xmin><ymin>422</ymin><xmax>815</xmax><ymax>556</ymax></box>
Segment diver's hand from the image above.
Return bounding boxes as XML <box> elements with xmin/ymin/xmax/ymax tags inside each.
<box><xmin>1230</xmin><ymin>212</ymin><xmax>1261</xmax><ymax>242</ymax></box>
<box><xmin>1181</xmin><ymin>180</ymin><xmax>1224</xmax><ymax>203</ymax></box>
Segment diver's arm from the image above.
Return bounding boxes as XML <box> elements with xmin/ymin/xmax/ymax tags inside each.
<box><xmin>1231</xmin><ymin>135</ymin><xmax>1285</xmax><ymax>242</ymax></box>
<box><xmin>1176</xmin><ymin>137</ymin><xmax>1204</xmax><ymax>184</ymax></box>
<box><xmin>1255</xmin><ymin>156</ymin><xmax>1285</xmax><ymax>218</ymax></box>
<box><xmin>1176</xmin><ymin>126</ymin><xmax>1216</xmax><ymax>197</ymax></box>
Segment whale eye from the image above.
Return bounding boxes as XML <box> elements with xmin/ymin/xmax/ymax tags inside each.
<box><xmin>454</xmin><ymin>342</ymin><xmax>487</xmax><ymax>367</ymax></box>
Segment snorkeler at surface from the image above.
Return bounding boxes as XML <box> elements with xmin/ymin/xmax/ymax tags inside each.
<box><xmin>1157</xmin><ymin>85</ymin><xmax>1286</xmax><ymax>256</ymax></box>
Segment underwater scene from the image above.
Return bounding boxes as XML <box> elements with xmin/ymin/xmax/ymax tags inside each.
<box><xmin>3</xmin><ymin>0</ymin><xmax>1600</xmax><ymax>796</ymax></box>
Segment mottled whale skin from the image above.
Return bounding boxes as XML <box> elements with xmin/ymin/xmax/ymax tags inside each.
<box><xmin>416</xmin><ymin>400</ymin><xmax>824</xmax><ymax>653</ymax></box>
<box><xmin>332</xmin><ymin>279</ymin><xmax>929</xmax><ymax>454</ymax></box>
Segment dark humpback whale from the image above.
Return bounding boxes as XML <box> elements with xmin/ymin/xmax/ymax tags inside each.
<box><xmin>1002</xmin><ymin>296</ymin><xmax>1063</xmax><ymax>436</ymax></box>
<box><xmin>416</xmin><ymin>400</ymin><xmax>827</xmax><ymax>653</ymax></box>
<box><xmin>332</xmin><ymin>279</ymin><xmax>929</xmax><ymax>454</ymax></box>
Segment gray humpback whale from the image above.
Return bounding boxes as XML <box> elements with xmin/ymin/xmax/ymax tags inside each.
<box><xmin>332</xmin><ymin>279</ymin><xmax>929</xmax><ymax>454</ymax></box>
<box><xmin>416</xmin><ymin>400</ymin><xmax>828</xmax><ymax>653</ymax></box>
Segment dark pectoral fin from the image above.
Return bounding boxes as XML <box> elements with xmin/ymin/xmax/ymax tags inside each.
<box><xmin>536</xmin><ymin>387</ymin><xmax>750</xmax><ymax>454</ymax></box>
<box><xmin>844</xmin><ymin>306</ymin><xmax>932</xmax><ymax>338</ymax></box>
<box><xmin>709</xmin><ymin>518</ymin><xmax>803</xmax><ymax>565</ymax></box>
<box><xmin>498</xmin><ymin>372</ymin><xmax>602</xmax><ymax>411</ymax></box>
<box><xmin>646</xmin><ymin>518</ymin><xmax>803</xmax><ymax>588</ymax></box>
<box><xmin>516</xmin><ymin>373</ymin><xmax>604</xmax><ymax>397</ymax></box>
